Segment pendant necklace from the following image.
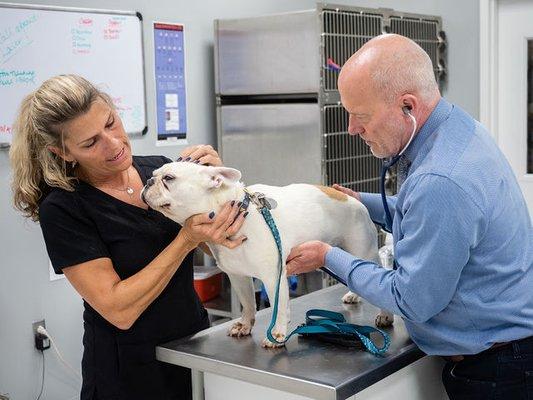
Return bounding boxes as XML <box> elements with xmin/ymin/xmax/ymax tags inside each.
<box><xmin>108</xmin><ymin>168</ymin><xmax>134</xmax><ymax>196</ymax></box>
<box><xmin>80</xmin><ymin>167</ymin><xmax>135</xmax><ymax>196</ymax></box>
<box><xmin>122</xmin><ymin>168</ymin><xmax>134</xmax><ymax>196</ymax></box>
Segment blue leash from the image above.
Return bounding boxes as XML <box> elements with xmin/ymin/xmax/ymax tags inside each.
<box><xmin>247</xmin><ymin>190</ymin><xmax>391</xmax><ymax>356</ymax></box>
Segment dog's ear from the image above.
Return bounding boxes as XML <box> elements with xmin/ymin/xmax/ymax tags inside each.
<box><xmin>205</xmin><ymin>167</ymin><xmax>242</xmax><ymax>189</ymax></box>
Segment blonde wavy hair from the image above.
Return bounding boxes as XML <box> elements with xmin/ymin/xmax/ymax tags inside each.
<box><xmin>9</xmin><ymin>74</ymin><xmax>113</xmax><ymax>221</ymax></box>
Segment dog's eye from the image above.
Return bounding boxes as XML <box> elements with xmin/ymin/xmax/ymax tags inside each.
<box><xmin>162</xmin><ymin>175</ymin><xmax>175</xmax><ymax>182</ymax></box>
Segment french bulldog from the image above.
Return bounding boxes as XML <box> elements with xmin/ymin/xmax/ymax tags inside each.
<box><xmin>142</xmin><ymin>162</ymin><xmax>393</xmax><ymax>348</ymax></box>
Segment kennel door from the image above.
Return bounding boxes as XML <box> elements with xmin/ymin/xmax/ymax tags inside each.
<box><xmin>218</xmin><ymin>103</ymin><xmax>321</xmax><ymax>186</ymax></box>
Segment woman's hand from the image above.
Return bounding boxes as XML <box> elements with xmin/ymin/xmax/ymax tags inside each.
<box><xmin>180</xmin><ymin>201</ymin><xmax>248</xmax><ymax>249</ymax></box>
<box><xmin>177</xmin><ymin>144</ymin><xmax>223</xmax><ymax>166</ymax></box>
<box><xmin>332</xmin><ymin>184</ymin><xmax>361</xmax><ymax>201</ymax></box>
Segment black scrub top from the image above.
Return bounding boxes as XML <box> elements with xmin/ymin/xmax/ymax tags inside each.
<box><xmin>39</xmin><ymin>155</ymin><xmax>209</xmax><ymax>400</ymax></box>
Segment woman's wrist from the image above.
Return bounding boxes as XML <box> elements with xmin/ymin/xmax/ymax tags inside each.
<box><xmin>177</xmin><ymin>229</ymin><xmax>200</xmax><ymax>252</ymax></box>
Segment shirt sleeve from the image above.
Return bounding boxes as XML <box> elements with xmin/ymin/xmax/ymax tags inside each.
<box><xmin>39</xmin><ymin>192</ymin><xmax>110</xmax><ymax>274</ymax></box>
<box><xmin>360</xmin><ymin>192</ymin><xmax>397</xmax><ymax>227</ymax></box>
<box><xmin>325</xmin><ymin>174</ymin><xmax>486</xmax><ymax>323</ymax></box>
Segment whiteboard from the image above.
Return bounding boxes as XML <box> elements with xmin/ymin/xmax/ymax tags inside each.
<box><xmin>0</xmin><ymin>3</ymin><xmax>147</xmax><ymax>145</ymax></box>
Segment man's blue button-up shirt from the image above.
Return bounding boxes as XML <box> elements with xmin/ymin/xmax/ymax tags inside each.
<box><xmin>325</xmin><ymin>98</ymin><xmax>533</xmax><ymax>355</ymax></box>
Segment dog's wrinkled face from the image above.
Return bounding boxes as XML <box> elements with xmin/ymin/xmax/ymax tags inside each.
<box><xmin>141</xmin><ymin>161</ymin><xmax>242</xmax><ymax>224</ymax></box>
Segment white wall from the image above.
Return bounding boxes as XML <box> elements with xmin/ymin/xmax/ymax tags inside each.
<box><xmin>0</xmin><ymin>1</ymin><xmax>479</xmax><ymax>399</ymax></box>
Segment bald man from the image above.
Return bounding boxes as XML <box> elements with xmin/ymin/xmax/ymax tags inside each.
<box><xmin>286</xmin><ymin>34</ymin><xmax>533</xmax><ymax>399</ymax></box>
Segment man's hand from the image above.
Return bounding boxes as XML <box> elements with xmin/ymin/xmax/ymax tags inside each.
<box><xmin>332</xmin><ymin>184</ymin><xmax>361</xmax><ymax>201</ymax></box>
<box><xmin>177</xmin><ymin>144</ymin><xmax>223</xmax><ymax>166</ymax></box>
<box><xmin>286</xmin><ymin>241</ymin><xmax>332</xmax><ymax>276</ymax></box>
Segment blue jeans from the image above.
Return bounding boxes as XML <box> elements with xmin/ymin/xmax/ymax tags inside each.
<box><xmin>442</xmin><ymin>336</ymin><xmax>533</xmax><ymax>399</ymax></box>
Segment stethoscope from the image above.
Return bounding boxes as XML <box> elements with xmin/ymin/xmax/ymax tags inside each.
<box><xmin>380</xmin><ymin>106</ymin><xmax>417</xmax><ymax>233</ymax></box>
<box><xmin>322</xmin><ymin>107</ymin><xmax>417</xmax><ymax>285</ymax></box>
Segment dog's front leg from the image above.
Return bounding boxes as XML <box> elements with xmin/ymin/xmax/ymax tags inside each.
<box><xmin>226</xmin><ymin>273</ymin><xmax>256</xmax><ymax>337</ymax></box>
<box><xmin>260</xmin><ymin>273</ymin><xmax>290</xmax><ymax>348</ymax></box>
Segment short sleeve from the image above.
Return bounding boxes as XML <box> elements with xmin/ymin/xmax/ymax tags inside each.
<box><xmin>39</xmin><ymin>191</ymin><xmax>110</xmax><ymax>274</ymax></box>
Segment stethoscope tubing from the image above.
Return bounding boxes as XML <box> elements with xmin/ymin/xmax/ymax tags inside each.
<box><xmin>379</xmin><ymin>111</ymin><xmax>417</xmax><ymax>233</ymax></box>
<box><xmin>380</xmin><ymin>156</ymin><xmax>400</xmax><ymax>232</ymax></box>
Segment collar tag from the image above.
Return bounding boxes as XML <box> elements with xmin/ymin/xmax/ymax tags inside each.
<box><xmin>243</xmin><ymin>189</ymin><xmax>277</xmax><ymax>210</ymax></box>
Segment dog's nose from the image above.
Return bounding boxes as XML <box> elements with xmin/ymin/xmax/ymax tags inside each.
<box><xmin>146</xmin><ymin>177</ymin><xmax>155</xmax><ymax>187</ymax></box>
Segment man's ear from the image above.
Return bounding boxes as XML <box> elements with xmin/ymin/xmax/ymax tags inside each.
<box><xmin>205</xmin><ymin>166</ymin><xmax>242</xmax><ymax>189</ymax></box>
<box><xmin>47</xmin><ymin>146</ymin><xmax>75</xmax><ymax>163</ymax></box>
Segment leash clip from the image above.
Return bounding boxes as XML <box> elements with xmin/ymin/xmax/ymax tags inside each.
<box><xmin>243</xmin><ymin>188</ymin><xmax>277</xmax><ymax>211</ymax></box>
<box><xmin>256</xmin><ymin>193</ymin><xmax>273</xmax><ymax>210</ymax></box>
<box><xmin>244</xmin><ymin>189</ymin><xmax>271</xmax><ymax>211</ymax></box>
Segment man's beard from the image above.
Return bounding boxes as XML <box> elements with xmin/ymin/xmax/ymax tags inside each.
<box><xmin>368</xmin><ymin>119</ymin><xmax>405</xmax><ymax>159</ymax></box>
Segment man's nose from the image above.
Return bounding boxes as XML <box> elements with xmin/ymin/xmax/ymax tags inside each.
<box><xmin>348</xmin><ymin>115</ymin><xmax>363</xmax><ymax>136</ymax></box>
<box><xmin>146</xmin><ymin>177</ymin><xmax>155</xmax><ymax>187</ymax></box>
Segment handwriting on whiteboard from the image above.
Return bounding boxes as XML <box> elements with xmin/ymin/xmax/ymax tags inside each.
<box><xmin>0</xmin><ymin>69</ymin><xmax>36</xmax><ymax>86</ymax></box>
<box><xmin>72</xmin><ymin>17</ymin><xmax>93</xmax><ymax>55</ymax></box>
<box><xmin>78</xmin><ymin>17</ymin><xmax>93</xmax><ymax>27</ymax></box>
<box><xmin>0</xmin><ymin>14</ymin><xmax>38</xmax><ymax>64</ymax></box>
<box><xmin>0</xmin><ymin>124</ymin><xmax>12</xmax><ymax>135</ymax></box>
<box><xmin>104</xmin><ymin>17</ymin><xmax>124</xmax><ymax>40</ymax></box>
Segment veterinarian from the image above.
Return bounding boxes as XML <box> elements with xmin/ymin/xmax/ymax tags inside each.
<box><xmin>9</xmin><ymin>74</ymin><xmax>247</xmax><ymax>400</ymax></box>
<box><xmin>286</xmin><ymin>34</ymin><xmax>533</xmax><ymax>399</ymax></box>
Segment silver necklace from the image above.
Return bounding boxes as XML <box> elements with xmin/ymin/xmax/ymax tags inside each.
<box><xmin>106</xmin><ymin>168</ymin><xmax>134</xmax><ymax>196</ymax></box>
<box><xmin>121</xmin><ymin>168</ymin><xmax>135</xmax><ymax>196</ymax></box>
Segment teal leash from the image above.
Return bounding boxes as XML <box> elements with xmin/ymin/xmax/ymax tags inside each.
<box><xmin>247</xmin><ymin>190</ymin><xmax>391</xmax><ymax>356</ymax></box>
<box><xmin>259</xmin><ymin>206</ymin><xmax>287</xmax><ymax>344</ymax></box>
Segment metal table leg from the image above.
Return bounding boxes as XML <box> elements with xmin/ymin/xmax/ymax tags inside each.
<box><xmin>191</xmin><ymin>369</ymin><xmax>204</xmax><ymax>400</ymax></box>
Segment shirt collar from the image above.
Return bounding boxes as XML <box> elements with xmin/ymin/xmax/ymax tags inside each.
<box><xmin>403</xmin><ymin>97</ymin><xmax>453</xmax><ymax>163</ymax></box>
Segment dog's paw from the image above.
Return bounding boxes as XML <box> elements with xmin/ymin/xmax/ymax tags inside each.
<box><xmin>227</xmin><ymin>320</ymin><xmax>253</xmax><ymax>337</ymax></box>
<box><xmin>375</xmin><ymin>312</ymin><xmax>394</xmax><ymax>328</ymax></box>
<box><xmin>342</xmin><ymin>291</ymin><xmax>361</xmax><ymax>304</ymax></box>
<box><xmin>261</xmin><ymin>332</ymin><xmax>286</xmax><ymax>349</ymax></box>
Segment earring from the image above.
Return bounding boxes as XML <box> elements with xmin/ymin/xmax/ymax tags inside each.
<box><xmin>71</xmin><ymin>160</ymin><xmax>77</xmax><ymax>168</ymax></box>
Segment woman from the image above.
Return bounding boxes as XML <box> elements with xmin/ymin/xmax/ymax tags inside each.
<box><xmin>9</xmin><ymin>74</ymin><xmax>246</xmax><ymax>399</ymax></box>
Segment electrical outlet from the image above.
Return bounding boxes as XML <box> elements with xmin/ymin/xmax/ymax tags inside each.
<box><xmin>32</xmin><ymin>319</ymin><xmax>45</xmax><ymax>337</ymax></box>
<box><xmin>32</xmin><ymin>319</ymin><xmax>50</xmax><ymax>351</ymax></box>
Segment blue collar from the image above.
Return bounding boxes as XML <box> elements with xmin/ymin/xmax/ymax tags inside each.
<box><xmin>241</xmin><ymin>190</ymin><xmax>251</xmax><ymax>212</ymax></box>
<box><xmin>403</xmin><ymin>97</ymin><xmax>453</xmax><ymax>164</ymax></box>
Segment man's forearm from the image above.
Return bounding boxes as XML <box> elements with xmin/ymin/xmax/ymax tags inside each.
<box><xmin>325</xmin><ymin>247</ymin><xmax>400</xmax><ymax>314</ymax></box>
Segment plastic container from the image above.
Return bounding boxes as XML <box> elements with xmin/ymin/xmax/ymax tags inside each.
<box><xmin>193</xmin><ymin>265</ymin><xmax>222</xmax><ymax>302</ymax></box>
<box><xmin>379</xmin><ymin>233</ymin><xmax>395</xmax><ymax>270</ymax></box>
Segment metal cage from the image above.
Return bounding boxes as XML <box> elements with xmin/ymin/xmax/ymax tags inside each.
<box><xmin>318</xmin><ymin>5</ymin><xmax>446</xmax><ymax>200</ymax></box>
<box><xmin>214</xmin><ymin>4</ymin><xmax>447</xmax><ymax>290</ymax></box>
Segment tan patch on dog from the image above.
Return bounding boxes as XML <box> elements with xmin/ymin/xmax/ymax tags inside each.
<box><xmin>315</xmin><ymin>185</ymin><xmax>348</xmax><ymax>202</ymax></box>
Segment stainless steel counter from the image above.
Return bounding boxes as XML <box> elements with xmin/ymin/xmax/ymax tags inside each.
<box><xmin>156</xmin><ymin>284</ymin><xmax>425</xmax><ymax>400</ymax></box>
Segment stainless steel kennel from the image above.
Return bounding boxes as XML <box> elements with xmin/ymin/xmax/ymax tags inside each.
<box><xmin>214</xmin><ymin>3</ymin><xmax>447</xmax><ymax>290</ymax></box>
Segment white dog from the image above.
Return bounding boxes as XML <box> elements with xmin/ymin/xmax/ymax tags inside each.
<box><xmin>142</xmin><ymin>162</ymin><xmax>393</xmax><ymax>348</ymax></box>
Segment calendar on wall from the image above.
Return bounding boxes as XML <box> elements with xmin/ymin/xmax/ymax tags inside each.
<box><xmin>153</xmin><ymin>22</ymin><xmax>187</xmax><ymax>144</ymax></box>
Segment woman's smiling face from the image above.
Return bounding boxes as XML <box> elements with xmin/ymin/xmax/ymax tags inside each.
<box><xmin>59</xmin><ymin>98</ymin><xmax>132</xmax><ymax>178</ymax></box>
